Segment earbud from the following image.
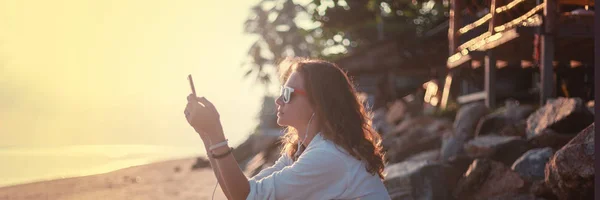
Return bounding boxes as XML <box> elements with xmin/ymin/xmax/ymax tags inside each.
<box><xmin>295</xmin><ymin>113</ymin><xmax>316</xmax><ymax>159</ymax></box>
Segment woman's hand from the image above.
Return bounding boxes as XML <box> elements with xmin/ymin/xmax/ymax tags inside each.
<box><xmin>184</xmin><ymin>94</ymin><xmax>224</xmax><ymax>141</ymax></box>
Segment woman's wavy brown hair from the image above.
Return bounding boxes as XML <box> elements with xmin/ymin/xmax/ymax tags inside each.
<box><xmin>278</xmin><ymin>57</ymin><xmax>386</xmax><ymax>179</ymax></box>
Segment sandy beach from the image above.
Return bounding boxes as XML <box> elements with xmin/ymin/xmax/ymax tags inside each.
<box><xmin>0</xmin><ymin>157</ymin><xmax>227</xmax><ymax>200</ymax></box>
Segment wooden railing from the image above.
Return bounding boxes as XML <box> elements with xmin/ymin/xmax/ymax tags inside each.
<box><xmin>442</xmin><ymin>0</ymin><xmax>557</xmax><ymax>109</ymax></box>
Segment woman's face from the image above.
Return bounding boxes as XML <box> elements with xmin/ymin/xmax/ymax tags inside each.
<box><xmin>275</xmin><ymin>71</ymin><xmax>314</xmax><ymax>128</ymax></box>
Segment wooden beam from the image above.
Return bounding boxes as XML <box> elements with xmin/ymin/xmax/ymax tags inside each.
<box><xmin>540</xmin><ymin>0</ymin><xmax>557</xmax><ymax>105</ymax></box>
<box><xmin>484</xmin><ymin>53</ymin><xmax>497</xmax><ymax>107</ymax></box>
<box><xmin>443</xmin><ymin>0</ymin><xmax>463</xmax><ymax>110</ymax></box>
<box><xmin>485</xmin><ymin>0</ymin><xmax>498</xmax><ymax>108</ymax></box>
<box><xmin>440</xmin><ymin>74</ymin><xmax>453</xmax><ymax>109</ymax></box>
<box><xmin>447</xmin><ymin>54</ymin><xmax>472</xmax><ymax>69</ymax></box>
<box><xmin>448</xmin><ymin>0</ymin><xmax>462</xmax><ymax>55</ymax></box>
<box><xmin>457</xmin><ymin>91</ymin><xmax>487</xmax><ymax>104</ymax></box>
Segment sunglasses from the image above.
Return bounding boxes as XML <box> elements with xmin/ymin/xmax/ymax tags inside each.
<box><xmin>280</xmin><ymin>86</ymin><xmax>306</xmax><ymax>104</ymax></box>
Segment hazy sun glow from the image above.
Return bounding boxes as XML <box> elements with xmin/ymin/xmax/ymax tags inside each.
<box><xmin>0</xmin><ymin>0</ymin><xmax>266</xmax><ymax>186</ymax></box>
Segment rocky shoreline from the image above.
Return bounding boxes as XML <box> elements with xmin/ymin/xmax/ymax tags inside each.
<box><xmin>224</xmin><ymin>97</ymin><xmax>594</xmax><ymax>200</ymax></box>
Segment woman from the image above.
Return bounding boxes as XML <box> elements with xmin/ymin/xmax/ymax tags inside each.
<box><xmin>184</xmin><ymin>58</ymin><xmax>390</xmax><ymax>200</ymax></box>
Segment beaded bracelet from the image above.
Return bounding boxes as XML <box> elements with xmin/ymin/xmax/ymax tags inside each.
<box><xmin>210</xmin><ymin>147</ymin><xmax>234</xmax><ymax>159</ymax></box>
<box><xmin>208</xmin><ymin>139</ymin><xmax>229</xmax><ymax>151</ymax></box>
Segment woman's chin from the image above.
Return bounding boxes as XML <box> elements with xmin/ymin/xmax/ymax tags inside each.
<box><xmin>276</xmin><ymin>116</ymin><xmax>289</xmax><ymax>127</ymax></box>
<box><xmin>276</xmin><ymin>118</ymin><xmax>285</xmax><ymax>126</ymax></box>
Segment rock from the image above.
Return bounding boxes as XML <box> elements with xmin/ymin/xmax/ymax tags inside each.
<box><xmin>527</xmin><ymin>129</ymin><xmax>577</xmax><ymax>150</ymax></box>
<box><xmin>464</xmin><ymin>136</ymin><xmax>521</xmax><ymax>157</ymax></box>
<box><xmin>502</xmin><ymin>99</ymin><xmax>536</xmax><ymax>123</ymax></box>
<box><xmin>527</xmin><ymin>97</ymin><xmax>593</xmax><ymax>138</ymax></box>
<box><xmin>441</xmin><ymin>103</ymin><xmax>488</xmax><ymax>161</ymax></box>
<box><xmin>453</xmin><ymin>159</ymin><xmax>492</xmax><ymax>197</ymax></box>
<box><xmin>242</xmin><ymin>139</ymin><xmax>282</xmax><ymax>177</ymax></box>
<box><xmin>440</xmin><ymin>133</ymin><xmax>465</xmax><ymax>161</ymax></box>
<box><xmin>476</xmin><ymin>115</ymin><xmax>529</xmax><ymax>138</ymax></box>
<box><xmin>384</xmin><ymin>161</ymin><xmax>460</xmax><ymax>200</ymax></box>
<box><xmin>544</xmin><ymin>123</ymin><xmax>594</xmax><ymax>200</ymax></box>
<box><xmin>511</xmin><ymin>147</ymin><xmax>553</xmax><ymax>181</ymax></box>
<box><xmin>131</xmin><ymin>176</ymin><xmax>142</xmax><ymax>183</ymax></box>
<box><xmin>475</xmin><ymin>100</ymin><xmax>534</xmax><ymax>137</ymax></box>
<box><xmin>454</xmin><ymin>159</ymin><xmax>525</xmax><ymax>200</ymax></box>
<box><xmin>233</xmin><ymin>129</ymin><xmax>282</xmax><ymax>168</ymax></box>
<box><xmin>386</xmin><ymin>100</ymin><xmax>408</xmax><ymax>125</ymax></box>
<box><xmin>251</xmin><ymin>129</ymin><xmax>281</xmax><ymax>152</ymax></box>
<box><xmin>190</xmin><ymin>157</ymin><xmax>210</xmax><ymax>170</ymax></box>
<box><xmin>453</xmin><ymin>103</ymin><xmax>490</xmax><ymax>135</ymax></box>
<box><xmin>404</xmin><ymin>149</ymin><xmax>440</xmax><ymax>162</ymax></box>
<box><xmin>530</xmin><ymin>180</ymin><xmax>556</xmax><ymax>200</ymax></box>
<box><xmin>233</xmin><ymin>135</ymin><xmax>256</xmax><ymax>165</ymax></box>
<box><xmin>464</xmin><ymin>135</ymin><xmax>531</xmax><ymax>165</ymax></box>
<box><xmin>384</xmin><ymin>161</ymin><xmax>431</xmax><ymax>199</ymax></box>
<box><xmin>244</xmin><ymin>151</ymin><xmax>268</xmax><ymax>176</ymax></box>
<box><xmin>487</xmin><ymin>193</ymin><xmax>546</xmax><ymax>200</ymax></box>
<box><xmin>498</xmin><ymin>121</ymin><xmax>528</xmax><ymax>137</ymax></box>
<box><xmin>383</xmin><ymin>116</ymin><xmax>436</xmax><ymax>140</ymax></box>
<box><xmin>384</xmin><ymin>119</ymin><xmax>451</xmax><ymax>163</ymax></box>
<box><xmin>474</xmin><ymin>112</ymin><xmax>507</xmax><ymax>136</ymax></box>
<box><xmin>372</xmin><ymin>107</ymin><xmax>393</xmax><ymax>135</ymax></box>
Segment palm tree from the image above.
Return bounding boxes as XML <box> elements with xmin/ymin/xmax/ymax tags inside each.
<box><xmin>242</xmin><ymin>0</ymin><xmax>320</xmax><ymax>91</ymax></box>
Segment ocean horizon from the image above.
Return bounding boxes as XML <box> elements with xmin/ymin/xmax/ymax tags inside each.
<box><xmin>0</xmin><ymin>144</ymin><xmax>205</xmax><ymax>188</ymax></box>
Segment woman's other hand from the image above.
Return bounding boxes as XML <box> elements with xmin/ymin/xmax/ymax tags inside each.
<box><xmin>184</xmin><ymin>94</ymin><xmax>224</xmax><ymax>141</ymax></box>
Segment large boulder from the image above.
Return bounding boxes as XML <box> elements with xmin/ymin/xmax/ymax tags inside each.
<box><xmin>233</xmin><ymin>135</ymin><xmax>256</xmax><ymax>165</ymax></box>
<box><xmin>384</xmin><ymin>118</ymin><xmax>452</xmax><ymax>163</ymax></box>
<box><xmin>527</xmin><ymin>97</ymin><xmax>593</xmax><ymax>138</ymax></box>
<box><xmin>242</xmin><ymin>134</ymin><xmax>283</xmax><ymax>177</ymax></box>
<box><xmin>441</xmin><ymin>103</ymin><xmax>489</xmax><ymax>161</ymax></box>
<box><xmin>384</xmin><ymin>161</ymin><xmax>462</xmax><ymax>200</ymax></box>
<box><xmin>383</xmin><ymin>116</ymin><xmax>437</xmax><ymax>141</ymax></box>
<box><xmin>487</xmin><ymin>193</ymin><xmax>546</xmax><ymax>200</ymax></box>
<box><xmin>527</xmin><ymin>129</ymin><xmax>578</xmax><ymax>150</ymax></box>
<box><xmin>464</xmin><ymin>135</ymin><xmax>531</xmax><ymax>166</ymax></box>
<box><xmin>404</xmin><ymin>149</ymin><xmax>440</xmax><ymax>162</ymax></box>
<box><xmin>372</xmin><ymin>107</ymin><xmax>394</xmax><ymax>135</ymax></box>
<box><xmin>453</xmin><ymin>159</ymin><xmax>525</xmax><ymax>200</ymax></box>
<box><xmin>511</xmin><ymin>147</ymin><xmax>553</xmax><ymax>182</ymax></box>
<box><xmin>544</xmin><ymin>123</ymin><xmax>594</xmax><ymax>200</ymax></box>
<box><xmin>233</xmin><ymin>129</ymin><xmax>282</xmax><ymax>168</ymax></box>
<box><xmin>475</xmin><ymin>100</ymin><xmax>535</xmax><ymax>137</ymax></box>
<box><xmin>502</xmin><ymin>100</ymin><xmax>537</xmax><ymax>123</ymax></box>
<box><xmin>386</xmin><ymin>99</ymin><xmax>408</xmax><ymax>125</ymax></box>
<box><xmin>530</xmin><ymin>180</ymin><xmax>556</xmax><ymax>200</ymax></box>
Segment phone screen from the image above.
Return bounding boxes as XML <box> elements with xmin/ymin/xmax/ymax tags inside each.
<box><xmin>188</xmin><ymin>74</ymin><xmax>197</xmax><ymax>97</ymax></box>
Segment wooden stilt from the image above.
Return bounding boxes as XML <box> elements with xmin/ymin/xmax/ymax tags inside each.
<box><xmin>441</xmin><ymin>0</ymin><xmax>462</xmax><ymax>109</ymax></box>
<box><xmin>540</xmin><ymin>0</ymin><xmax>557</xmax><ymax>105</ymax></box>
<box><xmin>485</xmin><ymin>0</ymin><xmax>498</xmax><ymax>108</ymax></box>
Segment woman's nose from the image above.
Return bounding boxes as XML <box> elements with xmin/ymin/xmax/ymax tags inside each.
<box><xmin>275</xmin><ymin>95</ymin><xmax>284</xmax><ymax>106</ymax></box>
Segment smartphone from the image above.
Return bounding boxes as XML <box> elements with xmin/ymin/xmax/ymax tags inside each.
<box><xmin>188</xmin><ymin>74</ymin><xmax>197</xmax><ymax>97</ymax></box>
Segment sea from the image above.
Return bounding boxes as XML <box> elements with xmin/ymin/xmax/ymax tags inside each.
<box><xmin>0</xmin><ymin>145</ymin><xmax>203</xmax><ymax>187</ymax></box>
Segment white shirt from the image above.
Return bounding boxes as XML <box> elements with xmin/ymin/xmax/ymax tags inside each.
<box><xmin>247</xmin><ymin>133</ymin><xmax>391</xmax><ymax>200</ymax></box>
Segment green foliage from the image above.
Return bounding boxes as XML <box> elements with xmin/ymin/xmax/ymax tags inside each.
<box><xmin>313</xmin><ymin>0</ymin><xmax>448</xmax><ymax>50</ymax></box>
<box><xmin>242</xmin><ymin>0</ymin><xmax>322</xmax><ymax>88</ymax></box>
<box><xmin>242</xmin><ymin>0</ymin><xmax>450</xmax><ymax>89</ymax></box>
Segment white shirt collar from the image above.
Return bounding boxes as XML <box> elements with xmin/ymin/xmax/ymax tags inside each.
<box><xmin>305</xmin><ymin>131</ymin><xmax>324</xmax><ymax>150</ymax></box>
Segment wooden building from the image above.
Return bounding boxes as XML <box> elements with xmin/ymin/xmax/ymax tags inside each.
<box><xmin>334</xmin><ymin>22</ymin><xmax>449</xmax><ymax>110</ymax></box>
<box><xmin>442</xmin><ymin>0</ymin><xmax>595</xmax><ymax>108</ymax></box>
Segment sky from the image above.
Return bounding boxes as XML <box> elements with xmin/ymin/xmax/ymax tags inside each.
<box><xmin>0</xmin><ymin>0</ymin><xmax>269</xmax><ymax>150</ymax></box>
